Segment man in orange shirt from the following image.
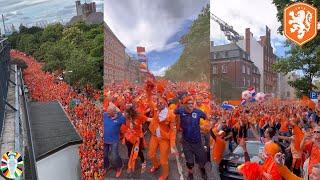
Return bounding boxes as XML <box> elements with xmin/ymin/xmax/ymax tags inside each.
<box><xmin>300</xmin><ymin>126</ymin><xmax>320</xmax><ymax>179</ymax></box>
<box><xmin>209</xmin><ymin>125</ymin><xmax>226</xmax><ymax>180</ymax></box>
<box><xmin>146</xmin><ymin>81</ymin><xmax>177</xmax><ymax>180</ymax></box>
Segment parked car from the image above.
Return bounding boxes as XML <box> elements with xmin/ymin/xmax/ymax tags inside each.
<box><xmin>219</xmin><ymin>140</ymin><xmax>264</xmax><ymax>180</ymax></box>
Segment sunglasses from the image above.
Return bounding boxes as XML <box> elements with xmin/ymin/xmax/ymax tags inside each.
<box><xmin>187</xmin><ymin>102</ymin><xmax>194</xmax><ymax>104</ymax></box>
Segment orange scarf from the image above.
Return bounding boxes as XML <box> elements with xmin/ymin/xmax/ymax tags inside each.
<box><xmin>128</xmin><ymin>139</ymin><xmax>140</xmax><ymax>171</ymax></box>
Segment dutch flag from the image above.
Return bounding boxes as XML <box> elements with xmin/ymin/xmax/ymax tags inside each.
<box><xmin>221</xmin><ymin>103</ymin><xmax>235</xmax><ymax>110</ymax></box>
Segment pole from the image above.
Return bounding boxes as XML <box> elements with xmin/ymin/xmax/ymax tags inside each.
<box><xmin>2</xmin><ymin>14</ymin><xmax>6</xmax><ymax>35</ymax></box>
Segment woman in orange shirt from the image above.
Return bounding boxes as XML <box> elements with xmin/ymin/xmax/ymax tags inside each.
<box><xmin>121</xmin><ymin>104</ymin><xmax>149</xmax><ymax>174</ymax></box>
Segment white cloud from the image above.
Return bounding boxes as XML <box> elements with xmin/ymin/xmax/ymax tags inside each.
<box><xmin>210</xmin><ymin>0</ymin><xmax>285</xmax><ymax>46</ymax></box>
<box><xmin>151</xmin><ymin>66</ymin><xmax>169</xmax><ymax>77</ymax></box>
<box><xmin>104</xmin><ymin>0</ymin><xmax>208</xmax><ymax>52</ymax></box>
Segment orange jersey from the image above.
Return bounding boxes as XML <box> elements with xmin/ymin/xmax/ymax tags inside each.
<box><xmin>210</xmin><ymin>129</ymin><xmax>226</xmax><ymax>164</ymax></box>
<box><xmin>279</xmin><ymin>119</ymin><xmax>289</xmax><ymax>133</ymax></box>
<box><xmin>261</xmin><ymin>157</ymin><xmax>282</xmax><ymax>180</ymax></box>
<box><xmin>121</xmin><ymin>114</ymin><xmax>147</xmax><ymax>144</ymax></box>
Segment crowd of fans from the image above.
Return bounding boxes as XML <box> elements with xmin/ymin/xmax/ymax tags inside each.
<box><xmin>103</xmin><ymin>76</ymin><xmax>320</xmax><ymax>180</ymax></box>
<box><xmin>11</xmin><ymin>49</ymin><xmax>320</xmax><ymax>180</ymax></box>
<box><xmin>11</xmin><ymin>50</ymin><xmax>104</xmax><ymax>179</ymax></box>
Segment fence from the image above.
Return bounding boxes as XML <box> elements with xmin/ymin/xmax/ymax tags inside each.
<box><xmin>20</xmin><ymin>68</ymin><xmax>39</xmax><ymax>180</ymax></box>
<box><xmin>0</xmin><ymin>38</ymin><xmax>10</xmax><ymax>135</ymax></box>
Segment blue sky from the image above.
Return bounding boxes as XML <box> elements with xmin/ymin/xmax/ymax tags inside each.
<box><xmin>104</xmin><ymin>0</ymin><xmax>209</xmax><ymax>76</ymax></box>
<box><xmin>0</xmin><ymin>0</ymin><xmax>103</xmax><ymax>32</ymax></box>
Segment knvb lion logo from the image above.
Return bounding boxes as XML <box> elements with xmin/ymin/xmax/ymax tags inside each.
<box><xmin>284</xmin><ymin>2</ymin><xmax>318</xmax><ymax>46</ymax></box>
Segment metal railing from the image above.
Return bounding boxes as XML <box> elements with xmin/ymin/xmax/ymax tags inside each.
<box><xmin>0</xmin><ymin>38</ymin><xmax>10</xmax><ymax>136</ymax></box>
<box><xmin>20</xmin><ymin>68</ymin><xmax>39</xmax><ymax>180</ymax></box>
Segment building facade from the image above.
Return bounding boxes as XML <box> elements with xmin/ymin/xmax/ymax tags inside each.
<box><xmin>211</xmin><ymin>43</ymin><xmax>261</xmax><ymax>100</ymax></box>
<box><xmin>75</xmin><ymin>0</ymin><xmax>96</xmax><ymax>16</ymax></box>
<box><xmin>104</xmin><ymin>23</ymin><xmax>145</xmax><ymax>85</ymax></box>
<box><xmin>104</xmin><ymin>23</ymin><xmax>126</xmax><ymax>85</ymax></box>
<box><xmin>278</xmin><ymin>72</ymin><xmax>298</xmax><ymax>99</ymax></box>
<box><xmin>124</xmin><ymin>54</ymin><xmax>144</xmax><ymax>83</ymax></box>
<box><xmin>237</xmin><ymin>26</ymin><xmax>278</xmax><ymax>95</ymax></box>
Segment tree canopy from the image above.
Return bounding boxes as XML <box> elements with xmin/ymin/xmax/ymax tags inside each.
<box><xmin>165</xmin><ymin>4</ymin><xmax>210</xmax><ymax>82</ymax></box>
<box><xmin>272</xmin><ymin>0</ymin><xmax>320</xmax><ymax>97</ymax></box>
<box><xmin>8</xmin><ymin>22</ymin><xmax>104</xmax><ymax>90</ymax></box>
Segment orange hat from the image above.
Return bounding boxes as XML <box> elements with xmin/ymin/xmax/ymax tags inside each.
<box><xmin>183</xmin><ymin>96</ymin><xmax>194</xmax><ymax>104</ymax></box>
<box><xmin>156</xmin><ymin>80</ymin><xmax>167</xmax><ymax>94</ymax></box>
<box><xmin>264</xmin><ymin>142</ymin><xmax>280</xmax><ymax>157</ymax></box>
<box><xmin>166</xmin><ymin>91</ymin><xmax>175</xmax><ymax>100</ymax></box>
<box><xmin>238</xmin><ymin>162</ymin><xmax>263</xmax><ymax>180</ymax></box>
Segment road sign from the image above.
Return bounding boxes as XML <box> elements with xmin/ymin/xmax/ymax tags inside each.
<box><xmin>309</xmin><ymin>91</ymin><xmax>319</xmax><ymax>99</ymax></box>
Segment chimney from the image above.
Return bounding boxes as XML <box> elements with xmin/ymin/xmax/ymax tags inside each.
<box><xmin>245</xmin><ymin>28</ymin><xmax>251</xmax><ymax>56</ymax></box>
<box><xmin>266</xmin><ymin>26</ymin><xmax>271</xmax><ymax>45</ymax></box>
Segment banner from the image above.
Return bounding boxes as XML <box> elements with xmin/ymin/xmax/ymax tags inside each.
<box><xmin>136</xmin><ymin>46</ymin><xmax>147</xmax><ymax>63</ymax></box>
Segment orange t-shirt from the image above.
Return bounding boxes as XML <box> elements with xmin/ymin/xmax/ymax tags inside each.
<box><xmin>305</xmin><ymin>142</ymin><xmax>320</xmax><ymax>175</ymax></box>
<box><xmin>211</xmin><ymin>135</ymin><xmax>226</xmax><ymax>164</ymax></box>
<box><xmin>259</xmin><ymin>117</ymin><xmax>266</xmax><ymax>128</ymax></box>
<box><xmin>279</xmin><ymin>119</ymin><xmax>289</xmax><ymax>133</ymax></box>
<box><xmin>261</xmin><ymin>156</ymin><xmax>282</xmax><ymax>180</ymax></box>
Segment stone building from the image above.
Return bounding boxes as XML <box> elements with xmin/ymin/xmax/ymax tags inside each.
<box><xmin>211</xmin><ymin>43</ymin><xmax>261</xmax><ymax>100</ymax></box>
<box><xmin>69</xmin><ymin>1</ymin><xmax>103</xmax><ymax>25</ymax></box>
<box><xmin>237</xmin><ymin>26</ymin><xmax>278</xmax><ymax>94</ymax></box>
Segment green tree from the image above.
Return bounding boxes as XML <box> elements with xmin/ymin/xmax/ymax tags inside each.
<box><xmin>272</xmin><ymin>0</ymin><xmax>320</xmax><ymax>97</ymax></box>
<box><xmin>41</xmin><ymin>23</ymin><xmax>64</xmax><ymax>42</ymax></box>
<box><xmin>62</xmin><ymin>26</ymin><xmax>84</xmax><ymax>46</ymax></box>
<box><xmin>42</xmin><ymin>41</ymin><xmax>74</xmax><ymax>72</ymax></box>
<box><xmin>8</xmin><ymin>22</ymin><xmax>104</xmax><ymax>90</ymax></box>
<box><xmin>165</xmin><ymin>4</ymin><xmax>210</xmax><ymax>82</ymax></box>
<box><xmin>17</xmin><ymin>34</ymin><xmax>38</xmax><ymax>55</ymax></box>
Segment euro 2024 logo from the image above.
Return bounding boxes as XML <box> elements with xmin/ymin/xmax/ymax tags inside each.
<box><xmin>284</xmin><ymin>2</ymin><xmax>318</xmax><ymax>46</ymax></box>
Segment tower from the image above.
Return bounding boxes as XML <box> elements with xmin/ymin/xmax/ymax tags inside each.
<box><xmin>75</xmin><ymin>0</ymin><xmax>82</xmax><ymax>16</ymax></box>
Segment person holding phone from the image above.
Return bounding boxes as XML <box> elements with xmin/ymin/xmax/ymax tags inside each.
<box><xmin>299</xmin><ymin>126</ymin><xmax>320</xmax><ymax>180</ymax></box>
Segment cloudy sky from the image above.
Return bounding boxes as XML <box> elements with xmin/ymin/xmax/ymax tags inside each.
<box><xmin>0</xmin><ymin>0</ymin><xmax>103</xmax><ymax>32</ymax></box>
<box><xmin>104</xmin><ymin>0</ymin><xmax>209</xmax><ymax>76</ymax></box>
<box><xmin>210</xmin><ymin>0</ymin><xmax>286</xmax><ymax>57</ymax></box>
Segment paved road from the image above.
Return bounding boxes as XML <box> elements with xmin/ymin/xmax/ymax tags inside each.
<box><xmin>105</xmin><ymin>133</ymin><xmax>214</xmax><ymax>180</ymax></box>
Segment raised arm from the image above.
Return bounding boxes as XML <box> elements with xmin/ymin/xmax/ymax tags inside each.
<box><xmin>250</xmin><ymin>124</ymin><xmax>260</xmax><ymax>141</ymax></box>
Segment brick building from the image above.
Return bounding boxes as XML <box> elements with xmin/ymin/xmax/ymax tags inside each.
<box><xmin>104</xmin><ymin>23</ymin><xmax>126</xmax><ymax>85</ymax></box>
<box><xmin>211</xmin><ymin>43</ymin><xmax>261</xmax><ymax>100</ymax></box>
<box><xmin>237</xmin><ymin>26</ymin><xmax>278</xmax><ymax>94</ymax></box>
<box><xmin>104</xmin><ymin>23</ymin><xmax>145</xmax><ymax>85</ymax></box>
<box><xmin>124</xmin><ymin>54</ymin><xmax>144</xmax><ymax>83</ymax></box>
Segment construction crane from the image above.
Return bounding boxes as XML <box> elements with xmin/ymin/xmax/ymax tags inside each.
<box><xmin>210</xmin><ymin>12</ymin><xmax>243</xmax><ymax>43</ymax></box>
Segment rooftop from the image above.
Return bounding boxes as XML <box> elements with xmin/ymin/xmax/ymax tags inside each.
<box><xmin>28</xmin><ymin>101</ymin><xmax>82</xmax><ymax>161</ymax></box>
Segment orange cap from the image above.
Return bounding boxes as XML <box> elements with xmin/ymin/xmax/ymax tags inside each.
<box><xmin>264</xmin><ymin>142</ymin><xmax>280</xmax><ymax>157</ymax></box>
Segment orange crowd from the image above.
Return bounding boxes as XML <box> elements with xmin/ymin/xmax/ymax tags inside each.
<box><xmin>11</xmin><ymin>50</ymin><xmax>104</xmax><ymax>180</ymax></box>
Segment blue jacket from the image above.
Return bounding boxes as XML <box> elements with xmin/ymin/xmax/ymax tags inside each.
<box><xmin>103</xmin><ymin>112</ymin><xmax>125</xmax><ymax>143</ymax></box>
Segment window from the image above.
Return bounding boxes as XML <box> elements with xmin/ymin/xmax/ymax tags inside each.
<box><xmin>253</xmin><ymin>77</ymin><xmax>255</xmax><ymax>83</ymax></box>
<box><xmin>247</xmin><ymin>79</ymin><xmax>250</xmax><ymax>86</ymax></box>
<box><xmin>217</xmin><ymin>52</ymin><xmax>221</xmax><ymax>59</ymax></box>
<box><xmin>243</xmin><ymin>77</ymin><xmax>246</xmax><ymax>87</ymax></box>
<box><xmin>242</xmin><ymin>65</ymin><xmax>246</xmax><ymax>74</ymax></box>
<box><xmin>222</xmin><ymin>64</ymin><xmax>227</xmax><ymax>73</ymax></box>
<box><xmin>247</xmin><ymin>66</ymin><xmax>250</xmax><ymax>75</ymax></box>
<box><xmin>213</xmin><ymin>65</ymin><xmax>217</xmax><ymax>74</ymax></box>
